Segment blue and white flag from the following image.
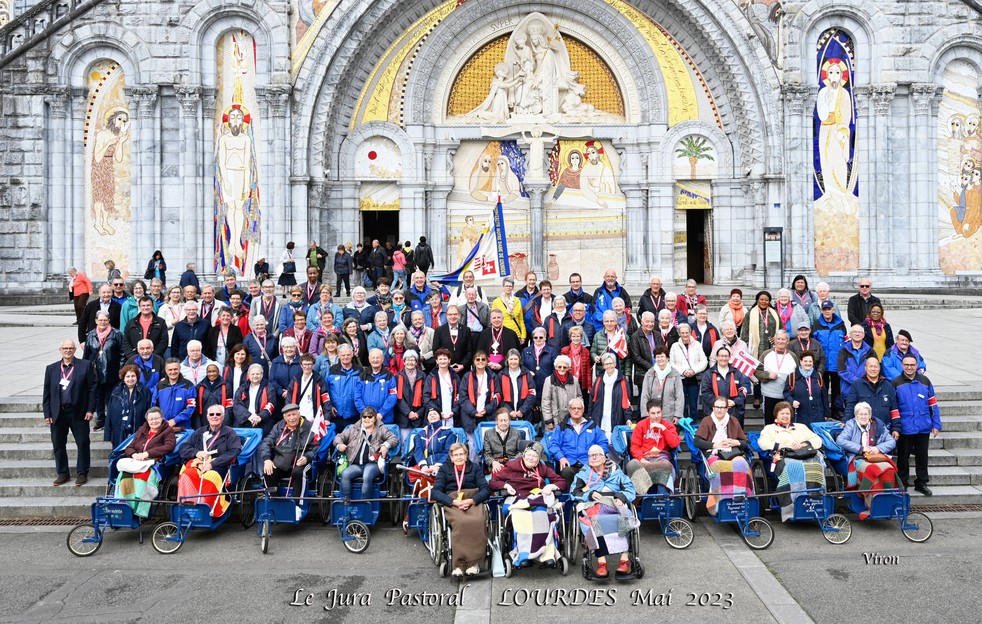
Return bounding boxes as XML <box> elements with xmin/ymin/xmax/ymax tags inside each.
<box><xmin>435</xmin><ymin>200</ymin><xmax>511</xmax><ymax>284</ymax></box>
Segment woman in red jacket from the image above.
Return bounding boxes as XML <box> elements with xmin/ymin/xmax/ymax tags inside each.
<box><xmin>627</xmin><ymin>398</ymin><xmax>680</xmax><ymax>495</ymax></box>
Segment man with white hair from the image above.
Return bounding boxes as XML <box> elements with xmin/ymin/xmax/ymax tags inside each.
<box><xmin>171</xmin><ymin>300</ymin><xmax>210</xmax><ymax>361</ymax></box>
<box><xmin>180</xmin><ymin>340</ymin><xmax>214</xmax><ymax>386</ymax></box>
<box><xmin>547</xmin><ymin>397</ymin><xmax>609</xmax><ymax>484</ymax></box>
<box><xmin>561</xmin><ymin>301</ymin><xmax>596</xmax><ymax>349</ymax></box>
<box><xmin>753</xmin><ymin>330</ymin><xmax>799</xmax><ymax>425</ymax></box>
<box><xmin>355</xmin><ymin>348</ymin><xmax>397</xmax><ymax>423</ymax></box>
<box><xmin>628</xmin><ymin>311</ymin><xmax>658</xmax><ymax>391</ymax></box>
<box><xmin>198</xmin><ymin>284</ymin><xmax>227</xmax><ymax>326</ymax></box>
<box><xmin>636</xmin><ymin>275</ymin><xmax>667</xmax><ymax>322</ymax></box>
<box><xmin>591</xmin><ymin>268</ymin><xmax>631</xmax><ymax>333</ymax></box>
<box><xmin>807</xmin><ymin>281</ymin><xmax>840</xmax><ymax>325</ymax></box>
<box><xmin>448</xmin><ymin>270</ymin><xmax>488</xmax><ymax>306</ymax></box>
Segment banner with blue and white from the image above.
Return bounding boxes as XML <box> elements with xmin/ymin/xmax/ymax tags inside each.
<box><xmin>434</xmin><ymin>200</ymin><xmax>511</xmax><ymax>284</ymax></box>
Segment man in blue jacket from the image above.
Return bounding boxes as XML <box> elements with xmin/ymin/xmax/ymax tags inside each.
<box><xmin>812</xmin><ymin>301</ymin><xmax>847</xmax><ymax>416</ymax></box>
<box><xmin>836</xmin><ymin>324</ymin><xmax>874</xmax><ymax>399</ymax></box>
<box><xmin>328</xmin><ymin>344</ymin><xmax>362</xmax><ymax>430</ymax></box>
<box><xmin>156</xmin><ymin>359</ymin><xmax>196</xmax><ymax>431</ymax></box>
<box><xmin>893</xmin><ymin>355</ymin><xmax>942</xmax><ymax>496</ymax></box>
<box><xmin>844</xmin><ymin>357</ymin><xmax>900</xmax><ymax>433</ymax></box>
<box><xmin>547</xmin><ymin>398</ymin><xmax>609</xmax><ymax>484</ymax></box>
<box><xmin>591</xmin><ymin>269</ymin><xmax>632</xmax><ymax>333</ymax></box>
<box><xmin>355</xmin><ymin>349</ymin><xmax>398</xmax><ymax>424</ymax></box>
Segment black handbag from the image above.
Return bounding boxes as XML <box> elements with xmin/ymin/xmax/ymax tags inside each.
<box><xmin>716</xmin><ymin>448</ymin><xmax>742</xmax><ymax>461</ymax></box>
<box><xmin>783</xmin><ymin>447</ymin><xmax>818</xmax><ymax>460</ymax></box>
<box><xmin>282</xmin><ymin>261</ymin><xmax>296</xmax><ymax>274</ymax></box>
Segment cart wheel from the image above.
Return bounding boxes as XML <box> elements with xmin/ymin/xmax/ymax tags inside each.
<box><xmin>239</xmin><ymin>474</ymin><xmax>261</xmax><ymax>529</ymax></box>
<box><xmin>751</xmin><ymin>460</ymin><xmax>769</xmax><ymax>497</ymax></box>
<box><xmin>742</xmin><ymin>517</ymin><xmax>774</xmax><ymax>550</ymax></box>
<box><xmin>665</xmin><ymin>518</ymin><xmax>695</xmax><ymax>549</ymax></box>
<box><xmin>105</xmin><ymin>481</ymin><xmax>114</xmax><ymax>497</ymax></box>
<box><xmin>566</xmin><ymin>513</ymin><xmax>580</xmax><ymax>562</ymax></box>
<box><xmin>901</xmin><ymin>512</ymin><xmax>933</xmax><ymax>543</ymax></box>
<box><xmin>428</xmin><ymin>505</ymin><xmax>444</xmax><ymax>565</ymax></box>
<box><xmin>503</xmin><ymin>558</ymin><xmax>513</xmax><ymax>578</ymax></box>
<box><xmin>260</xmin><ymin>519</ymin><xmax>270</xmax><ymax>554</ymax></box>
<box><xmin>439</xmin><ymin>561</ymin><xmax>451</xmax><ymax>578</ymax></box>
<box><xmin>824</xmin><ymin>467</ymin><xmax>845</xmax><ymax>512</ymax></box>
<box><xmin>682</xmin><ymin>465</ymin><xmax>699</xmax><ymax>521</ymax></box>
<box><xmin>342</xmin><ymin>520</ymin><xmax>371</xmax><ymax>553</ymax></box>
<box><xmin>389</xmin><ymin>477</ymin><xmax>405</xmax><ymax>527</ymax></box>
<box><xmin>558</xmin><ymin>555</ymin><xmax>569</xmax><ymax>576</ymax></box>
<box><xmin>159</xmin><ymin>475</ymin><xmax>179</xmax><ymax>519</ymax></box>
<box><xmin>822</xmin><ymin>513</ymin><xmax>852</xmax><ymax>545</ymax></box>
<box><xmin>151</xmin><ymin>522</ymin><xmax>183</xmax><ymax>554</ymax></box>
<box><xmin>66</xmin><ymin>524</ymin><xmax>101</xmax><ymax>557</ymax></box>
<box><xmin>317</xmin><ymin>469</ymin><xmax>334</xmax><ymax>524</ymax></box>
<box><xmin>634</xmin><ymin>558</ymin><xmax>645</xmax><ymax>579</ymax></box>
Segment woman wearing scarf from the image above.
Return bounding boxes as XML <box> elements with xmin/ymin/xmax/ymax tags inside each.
<box><xmin>286</xmin><ymin>354</ymin><xmax>331</xmax><ymax>423</ymax></box>
<box><xmin>628</xmin><ymin>399</ymin><xmax>680</xmax><ymax>496</ymax></box>
<box><xmin>693</xmin><ymin>396</ymin><xmax>752</xmax><ymax>516</ymax></box>
<box><xmin>83</xmin><ymin>310</ymin><xmax>125</xmax><ymax>432</ymax></box>
<box><xmin>611</xmin><ymin>297</ymin><xmax>638</xmax><ymax>338</ymax></box>
<box><xmin>773</xmin><ymin>289</ymin><xmax>797</xmax><ymax>334</ymax></box>
<box><xmin>540</xmin><ymin>355</ymin><xmax>582</xmax><ymax>430</ymax></box>
<box><xmin>278</xmin><ymin>286</ymin><xmax>307</xmax><ymax>335</ymax></box>
<box><xmin>314</xmin><ymin>333</ymin><xmax>342</xmax><ymax>380</ymax></box>
<box><xmin>862</xmin><ymin>303</ymin><xmax>894</xmax><ymax>360</ymax></box>
<box><xmin>758</xmin><ymin>401</ymin><xmax>824</xmax><ymax>521</ymax></box>
<box><xmin>572</xmin><ymin>444</ymin><xmax>637</xmax><ymax>578</ymax></box>
<box><xmin>387</xmin><ymin>290</ymin><xmax>413</xmax><ymax>328</ymax></box>
<box><xmin>244</xmin><ymin>315</ymin><xmax>279</xmax><ymax>375</ymax></box>
<box><xmin>740</xmin><ymin>290</ymin><xmax>780</xmax><ymax>410</ymax></box>
<box><xmin>159</xmin><ymin>286</ymin><xmax>186</xmax><ymax>344</ymax></box>
<box><xmin>282</xmin><ymin>309</ymin><xmax>311</xmax><ymax>354</ymax></box>
<box><xmin>836</xmin><ymin>401</ymin><xmax>898</xmax><ymax>519</ymax></box>
<box><xmin>106</xmin><ymin>364</ymin><xmax>154</xmax><ymax>447</ymax></box>
<box><xmin>385</xmin><ymin>324</ymin><xmax>415</xmax><ymax>375</ymax></box>
<box><xmin>308</xmin><ymin>309</ymin><xmax>341</xmax><ymax>356</ymax></box>
<box><xmin>500</xmin><ymin>349</ymin><xmax>538</xmax><ymax>422</ymax></box>
<box><xmin>367</xmin><ymin>311</ymin><xmax>393</xmax><ymax>366</ymax></box>
<box><xmin>177</xmin><ymin>405</ymin><xmax>243</xmax><ymax>517</ymax></box>
<box><xmin>543</xmin><ymin>296</ymin><xmax>568</xmax><ymax>351</ymax></box>
<box><xmin>334</xmin><ymin>406</ymin><xmax>399</xmax><ymax>499</ymax></box>
<box><xmin>591</xmin><ymin>310</ymin><xmax>631</xmax><ymax>380</ymax></box>
<box><xmin>490</xmin><ymin>442</ymin><xmax>568</xmax><ymax>567</ymax></box>
<box><xmin>662</xmin><ymin>294</ymin><xmax>687</xmax><ymax>326</ymax></box>
<box><xmin>424</xmin><ymin>348</ymin><xmax>460</xmax><ymax>429</ymax></box>
<box><xmin>654</xmin><ymin>309</ymin><xmax>680</xmax><ymax>351</ymax></box>
<box><xmin>231</xmin><ymin>364</ymin><xmax>278</xmax><ymax>435</ymax></box>
<box><xmin>491</xmin><ymin>277</ymin><xmax>527</xmax><ymax>344</ymax></box>
<box><xmin>205</xmin><ymin>308</ymin><xmax>244</xmax><ymax>368</ymax></box>
<box><xmin>432</xmin><ymin>442</ymin><xmax>492</xmax><ymax>577</ymax></box>
<box><xmin>340</xmin><ymin>317</ymin><xmax>369</xmax><ymax>367</ymax></box>
<box><xmin>719</xmin><ymin>288</ymin><xmax>747</xmax><ymax>334</ymax></box>
<box><xmin>115</xmin><ymin>406</ymin><xmax>176</xmax><ymax>517</ymax></box>
<box><xmin>522</xmin><ymin>327</ymin><xmax>557</xmax><ymax>400</ymax></box>
<box><xmin>197</xmin><ymin>363</ymin><xmax>230</xmax><ymax>428</ymax></box>
<box><xmin>639</xmin><ymin>347</ymin><xmax>684</xmax><ymax>422</ymax></box>
<box><xmin>394</xmin><ymin>350</ymin><xmax>425</xmax><ymax>443</ymax></box>
<box><xmin>782</xmin><ymin>351</ymin><xmax>830</xmax><ymax>426</ymax></box>
<box><xmin>561</xmin><ymin>325</ymin><xmax>593</xmax><ymax>404</ymax></box>
<box><xmin>408</xmin><ymin>311</ymin><xmax>436</xmax><ymax>370</ymax></box>
<box><xmin>589</xmin><ymin>353</ymin><xmax>634</xmax><ymax>440</ymax></box>
<box><xmin>267</xmin><ymin>337</ymin><xmax>302</xmax><ymax>400</ymax></box>
<box><xmin>306</xmin><ymin>286</ymin><xmax>343</xmax><ymax>332</ymax></box>
<box><xmin>457</xmin><ymin>351</ymin><xmax>500</xmax><ymax>452</ymax></box>
<box><xmin>483</xmin><ymin>408</ymin><xmax>525</xmax><ymax>474</ymax></box>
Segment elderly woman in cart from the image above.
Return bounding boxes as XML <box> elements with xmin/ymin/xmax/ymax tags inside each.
<box><xmin>490</xmin><ymin>442</ymin><xmax>568</xmax><ymax>568</ymax></box>
<box><xmin>114</xmin><ymin>406</ymin><xmax>176</xmax><ymax>517</ymax></box>
<box><xmin>177</xmin><ymin>405</ymin><xmax>243</xmax><ymax>517</ymax></box>
<box><xmin>757</xmin><ymin>401</ymin><xmax>824</xmax><ymax>521</ymax></box>
<box><xmin>836</xmin><ymin>401</ymin><xmax>899</xmax><ymax>520</ymax></box>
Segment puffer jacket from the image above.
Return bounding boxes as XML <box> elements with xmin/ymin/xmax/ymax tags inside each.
<box><xmin>327</xmin><ymin>364</ymin><xmax>362</xmax><ymax>421</ymax></box>
<box><xmin>893</xmin><ymin>374</ymin><xmax>942</xmax><ymax>435</ymax></box>
<box><xmin>812</xmin><ymin>313</ymin><xmax>847</xmax><ymax>373</ymax></box>
<box><xmin>155</xmin><ymin>378</ymin><xmax>196</xmax><ymax>430</ymax></box>
<box><xmin>571</xmin><ymin>459</ymin><xmax>636</xmax><ymax>502</ymax></box>
<box><xmin>548</xmin><ymin>415</ymin><xmax>609</xmax><ymax>466</ymax></box>
<box><xmin>837</xmin><ymin>341</ymin><xmax>874</xmax><ymax>397</ymax></box>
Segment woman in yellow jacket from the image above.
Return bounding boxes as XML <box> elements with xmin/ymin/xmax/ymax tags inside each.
<box><xmin>491</xmin><ymin>277</ymin><xmax>527</xmax><ymax>344</ymax></box>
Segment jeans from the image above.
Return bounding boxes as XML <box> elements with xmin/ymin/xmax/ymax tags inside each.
<box><xmin>51</xmin><ymin>408</ymin><xmax>91</xmax><ymax>477</ymax></box>
<box><xmin>393</xmin><ymin>270</ymin><xmax>406</xmax><ymax>290</ymax></box>
<box><xmin>340</xmin><ymin>462</ymin><xmax>382</xmax><ymax>499</ymax></box>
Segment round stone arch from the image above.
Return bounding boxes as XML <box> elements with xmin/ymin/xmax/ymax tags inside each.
<box><xmin>51</xmin><ymin>24</ymin><xmax>150</xmax><ymax>86</ymax></box>
<box><xmin>181</xmin><ymin>0</ymin><xmax>288</xmax><ymax>86</ymax></box>
<box><xmin>337</xmin><ymin>122</ymin><xmax>419</xmax><ymax>181</ymax></box>
<box><xmin>793</xmin><ymin>2</ymin><xmax>889</xmax><ymax>86</ymax></box>
<box><xmin>406</xmin><ymin>0</ymin><xmax>660</xmax><ymax>126</ymax></box>
<box><xmin>656</xmin><ymin>120</ymin><xmax>734</xmax><ymax>184</ymax></box>
<box><xmin>927</xmin><ymin>32</ymin><xmax>982</xmax><ymax>84</ymax></box>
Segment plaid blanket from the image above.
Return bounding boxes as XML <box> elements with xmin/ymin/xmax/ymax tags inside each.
<box><xmin>177</xmin><ymin>462</ymin><xmax>230</xmax><ymax>518</ymax></box>
<box><xmin>505</xmin><ymin>493</ymin><xmax>559</xmax><ymax>565</ymax></box>
<box><xmin>578</xmin><ymin>501</ymin><xmax>632</xmax><ymax>556</ymax></box>
<box><xmin>775</xmin><ymin>456</ymin><xmax>826</xmax><ymax>522</ymax></box>
<box><xmin>847</xmin><ymin>457</ymin><xmax>897</xmax><ymax>520</ymax></box>
<box><xmin>628</xmin><ymin>452</ymin><xmax>675</xmax><ymax>495</ymax></box>
<box><xmin>114</xmin><ymin>468</ymin><xmax>160</xmax><ymax>519</ymax></box>
<box><xmin>705</xmin><ymin>456</ymin><xmax>753</xmax><ymax>516</ymax></box>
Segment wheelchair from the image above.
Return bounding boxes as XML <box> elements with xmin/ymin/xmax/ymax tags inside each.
<box><xmin>811</xmin><ymin>421</ymin><xmax>933</xmax><ymax>542</ymax></box>
<box><xmin>677</xmin><ymin>418</ymin><xmax>774</xmax><ymax>550</ymax></box>
<box><xmin>427</xmin><ymin>499</ymin><xmax>497</xmax><ymax>577</ymax></box>
<box><xmin>494</xmin><ymin>488</ymin><xmax>571</xmax><ymax>577</ymax></box>
<box><xmin>567</xmin><ymin>497</ymin><xmax>644</xmax><ymax>581</ymax></box>
<box><xmin>611</xmin><ymin>425</ymin><xmax>694</xmax><ymax>550</ymax></box>
<box><xmin>67</xmin><ymin>430</ymin><xmax>192</xmax><ymax>556</ymax></box>
<box><xmin>747</xmin><ymin>431</ymin><xmax>851</xmax><ymax>544</ymax></box>
<box><xmin>473</xmin><ymin>420</ymin><xmax>537</xmax><ymax>470</ymax></box>
<box><xmin>150</xmin><ymin>428</ymin><xmax>264</xmax><ymax>554</ymax></box>
<box><xmin>391</xmin><ymin>426</ymin><xmax>467</xmax><ymax>525</ymax></box>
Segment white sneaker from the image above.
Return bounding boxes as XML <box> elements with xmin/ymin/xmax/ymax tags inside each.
<box><xmin>465</xmin><ymin>565</ymin><xmax>480</xmax><ymax>576</ymax></box>
<box><xmin>451</xmin><ymin>568</ymin><xmax>464</xmax><ymax>577</ymax></box>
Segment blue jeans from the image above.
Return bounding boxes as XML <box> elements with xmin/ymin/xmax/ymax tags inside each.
<box><xmin>340</xmin><ymin>462</ymin><xmax>382</xmax><ymax>499</ymax></box>
<box><xmin>393</xmin><ymin>270</ymin><xmax>406</xmax><ymax>290</ymax></box>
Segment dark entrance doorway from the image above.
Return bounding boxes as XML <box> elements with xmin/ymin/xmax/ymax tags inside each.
<box><xmin>361</xmin><ymin>210</ymin><xmax>400</xmax><ymax>248</ymax></box>
<box><xmin>685</xmin><ymin>210</ymin><xmax>712</xmax><ymax>285</ymax></box>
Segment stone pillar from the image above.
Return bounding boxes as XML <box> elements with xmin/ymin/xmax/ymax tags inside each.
<box><xmin>127</xmin><ymin>85</ymin><xmax>159</xmax><ymax>274</ymax></box>
<box><xmin>910</xmin><ymin>84</ymin><xmax>942</xmax><ymax>274</ymax></box>
<box><xmin>869</xmin><ymin>84</ymin><xmax>896</xmax><ymax>274</ymax></box>
<box><xmin>400</xmin><ymin>184</ymin><xmax>426</xmax><ymax>253</ymax></box>
<box><xmin>429</xmin><ymin>184</ymin><xmax>452</xmax><ymax>272</ymax></box>
<box><xmin>622</xmin><ymin>183</ymin><xmax>646</xmax><ymax>282</ymax></box>
<box><xmin>782</xmin><ymin>82</ymin><xmax>813</xmax><ymax>275</ymax></box>
<box><xmin>297</xmin><ymin>175</ymin><xmax>315</xmax><ymax>242</ymax></box>
<box><xmin>45</xmin><ymin>87</ymin><xmax>71</xmax><ymax>274</ymax></box>
<box><xmin>175</xmin><ymin>85</ymin><xmax>201</xmax><ymax>274</ymax></box>
<box><xmin>742</xmin><ymin>180</ymin><xmax>768</xmax><ymax>287</ymax></box>
<box><xmin>525</xmin><ymin>182</ymin><xmax>549</xmax><ymax>274</ymax></box>
<box><xmin>646</xmin><ymin>183</ymin><xmax>673</xmax><ymax>281</ymax></box>
<box><xmin>201</xmin><ymin>89</ymin><xmax>217</xmax><ymax>276</ymax></box>
<box><xmin>336</xmin><ymin>181</ymin><xmax>361</xmax><ymax>248</ymax></box>
<box><xmin>268</xmin><ymin>86</ymin><xmax>292</xmax><ymax>255</ymax></box>
<box><xmin>70</xmin><ymin>88</ymin><xmax>86</xmax><ymax>273</ymax></box>
<box><xmin>853</xmin><ymin>86</ymin><xmax>872</xmax><ymax>274</ymax></box>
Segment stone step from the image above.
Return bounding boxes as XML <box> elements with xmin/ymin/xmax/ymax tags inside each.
<box><xmin>935</xmin><ymin>389</ymin><xmax>982</xmax><ymax>402</ymax></box>
<box><xmin>0</xmin><ymin>427</ymin><xmax>90</xmax><ymax>443</ymax></box>
<box><xmin>0</xmin><ymin>398</ymin><xmax>42</xmax><ymax>413</ymax></box>
<box><xmin>909</xmin><ymin>485</ymin><xmax>982</xmax><ymax>506</ymax></box>
<box><xmin>0</xmin><ymin>413</ymin><xmax>47</xmax><ymax>427</ymax></box>
<box><xmin>928</xmin><ymin>449</ymin><xmax>982</xmax><ymax>466</ymax></box>
<box><xmin>930</xmin><ymin>431</ymin><xmax>982</xmax><ymax>450</ymax></box>
<box><xmin>0</xmin><ymin>459</ymin><xmax>110</xmax><ymax>479</ymax></box>
<box><xmin>922</xmin><ymin>466</ymin><xmax>982</xmax><ymax>486</ymax></box>
<box><xmin>935</xmin><ymin>401</ymin><xmax>982</xmax><ymax>417</ymax></box>
<box><xmin>938</xmin><ymin>415</ymin><xmax>982</xmax><ymax>432</ymax></box>
<box><xmin>0</xmin><ymin>442</ymin><xmax>113</xmax><ymax>461</ymax></box>
<box><xmin>0</xmin><ymin>478</ymin><xmax>109</xmax><ymax>498</ymax></box>
<box><xmin>0</xmin><ymin>496</ymin><xmax>99</xmax><ymax>519</ymax></box>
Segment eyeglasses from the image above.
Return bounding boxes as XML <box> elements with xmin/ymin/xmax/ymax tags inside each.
<box><xmin>207</xmin><ymin>412</ymin><xmax>224</xmax><ymax>417</ymax></box>
<box><xmin>588</xmin><ymin>452</ymin><xmax>605</xmax><ymax>457</ymax></box>
<box><xmin>532</xmin><ymin>336</ymin><xmax>545</xmax><ymax>340</ymax></box>
<box><xmin>473</xmin><ymin>357</ymin><xmax>487</xmax><ymax>362</ymax></box>
<box><xmin>361</xmin><ymin>415</ymin><xmax>376</xmax><ymax>420</ymax></box>
<box><xmin>859</xmin><ymin>285</ymin><xmax>871</xmax><ymax>289</ymax></box>
<box><xmin>713</xmin><ymin>405</ymin><xmax>728</xmax><ymax>410</ymax></box>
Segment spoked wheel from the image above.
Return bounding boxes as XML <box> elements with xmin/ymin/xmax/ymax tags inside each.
<box><xmin>901</xmin><ymin>512</ymin><xmax>933</xmax><ymax>543</ymax></box>
<box><xmin>751</xmin><ymin>460</ymin><xmax>770</xmax><ymax>499</ymax></box>
<box><xmin>317</xmin><ymin>469</ymin><xmax>335</xmax><ymax>524</ymax></box>
<box><xmin>742</xmin><ymin>517</ymin><xmax>775</xmax><ymax>550</ymax></box>
<box><xmin>260</xmin><ymin>519</ymin><xmax>270</xmax><ymax>554</ymax></box>
<box><xmin>682</xmin><ymin>465</ymin><xmax>700</xmax><ymax>520</ymax></box>
<box><xmin>664</xmin><ymin>518</ymin><xmax>695</xmax><ymax>549</ymax></box>
<box><xmin>428</xmin><ymin>505</ymin><xmax>444</xmax><ymax>566</ymax></box>
<box><xmin>566</xmin><ymin>512</ymin><xmax>580</xmax><ymax>563</ymax></box>
<box><xmin>342</xmin><ymin>520</ymin><xmax>371</xmax><ymax>553</ymax></box>
<box><xmin>151</xmin><ymin>522</ymin><xmax>183</xmax><ymax>554</ymax></box>
<box><xmin>238</xmin><ymin>474</ymin><xmax>262</xmax><ymax>529</ymax></box>
<box><xmin>558</xmin><ymin>555</ymin><xmax>570</xmax><ymax>576</ymax></box>
<box><xmin>389</xmin><ymin>477</ymin><xmax>405</xmax><ymax>527</ymax></box>
<box><xmin>66</xmin><ymin>524</ymin><xmax>101</xmax><ymax>557</ymax></box>
<box><xmin>822</xmin><ymin>513</ymin><xmax>852</xmax><ymax>544</ymax></box>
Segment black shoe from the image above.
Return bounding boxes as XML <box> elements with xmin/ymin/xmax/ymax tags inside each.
<box><xmin>74</xmin><ymin>474</ymin><xmax>88</xmax><ymax>486</ymax></box>
<box><xmin>92</xmin><ymin>422</ymin><xmax>104</xmax><ymax>432</ymax></box>
<box><xmin>914</xmin><ymin>485</ymin><xmax>933</xmax><ymax>497</ymax></box>
<box><xmin>53</xmin><ymin>474</ymin><xmax>70</xmax><ymax>486</ymax></box>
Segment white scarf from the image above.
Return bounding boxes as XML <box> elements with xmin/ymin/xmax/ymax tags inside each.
<box><xmin>711</xmin><ymin>413</ymin><xmax>730</xmax><ymax>446</ymax></box>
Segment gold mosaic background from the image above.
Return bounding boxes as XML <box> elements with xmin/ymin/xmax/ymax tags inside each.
<box><xmin>446</xmin><ymin>34</ymin><xmax>625</xmax><ymax>117</ymax></box>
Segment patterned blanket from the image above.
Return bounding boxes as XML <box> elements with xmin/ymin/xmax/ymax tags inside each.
<box><xmin>705</xmin><ymin>456</ymin><xmax>752</xmax><ymax>516</ymax></box>
<box><xmin>578</xmin><ymin>501</ymin><xmax>632</xmax><ymax>556</ymax></box>
<box><xmin>114</xmin><ymin>468</ymin><xmax>160</xmax><ymax>519</ymax></box>
<box><xmin>505</xmin><ymin>493</ymin><xmax>559</xmax><ymax>565</ymax></box>
<box><xmin>848</xmin><ymin>458</ymin><xmax>898</xmax><ymax>520</ymax></box>
<box><xmin>775</xmin><ymin>456</ymin><xmax>826</xmax><ymax>522</ymax></box>
<box><xmin>629</xmin><ymin>452</ymin><xmax>675</xmax><ymax>495</ymax></box>
<box><xmin>177</xmin><ymin>462</ymin><xmax>230</xmax><ymax>518</ymax></box>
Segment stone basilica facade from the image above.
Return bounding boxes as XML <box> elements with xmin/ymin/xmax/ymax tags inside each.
<box><xmin>1</xmin><ymin>0</ymin><xmax>982</xmax><ymax>294</ymax></box>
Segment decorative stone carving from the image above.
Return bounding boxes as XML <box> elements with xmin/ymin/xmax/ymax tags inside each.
<box><xmin>266</xmin><ymin>85</ymin><xmax>291</xmax><ymax>117</ymax></box>
<box><xmin>781</xmin><ymin>82</ymin><xmax>809</xmax><ymax>115</ymax></box>
<box><xmin>127</xmin><ymin>85</ymin><xmax>158</xmax><ymax>117</ymax></box>
<box><xmin>910</xmin><ymin>83</ymin><xmax>940</xmax><ymax>116</ymax></box>
<box><xmin>870</xmin><ymin>83</ymin><xmax>896</xmax><ymax>116</ymax></box>
<box><xmin>175</xmin><ymin>85</ymin><xmax>201</xmax><ymax>115</ymax></box>
<box><xmin>46</xmin><ymin>86</ymin><xmax>71</xmax><ymax>118</ymax></box>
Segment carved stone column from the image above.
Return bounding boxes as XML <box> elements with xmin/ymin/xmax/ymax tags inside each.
<box><xmin>45</xmin><ymin>87</ymin><xmax>71</xmax><ymax>273</ymax></box>
<box><xmin>265</xmin><ymin>85</ymin><xmax>292</xmax><ymax>257</ymax></box>
<box><xmin>621</xmin><ymin>183</ymin><xmax>646</xmax><ymax>282</ymax></box>
<box><xmin>127</xmin><ymin>85</ymin><xmax>159</xmax><ymax>273</ymax></box>
<box><xmin>525</xmin><ymin>182</ymin><xmax>549</xmax><ymax>274</ymax></box>
<box><xmin>646</xmin><ymin>184</ymin><xmax>673</xmax><ymax>281</ymax></box>
<box><xmin>911</xmin><ymin>84</ymin><xmax>943</xmax><ymax>274</ymax></box>
<box><xmin>742</xmin><ymin>180</ymin><xmax>768</xmax><ymax>287</ymax></box>
<box><xmin>868</xmin><ymin>84</ymin><xmax>896</xmax><ymax>274</ymax></box>
<box><xmin>200</xmin><ymin>89</ymin><xmax>217</xmax><ymax>276</ymax></box>
<box><xmin>70</xmin><ymin>87</ymin><xmax>86</xmax><ymax>272</ymax></box>
<box><xmin>852</xmin><ymin>86</ymin><xmax>871</xmax><ymax>274</ymax></box>
<box><xmin>781</xmin><ymin>82</ymin><xmax>813</xmax><ymax>275</ymax></box>
<box><xmin>176</xmin><ymin>85</ymin><xmax>202</xmax><ymax>270</ymax></box>
<box><xmin>428</xmin><ymin>184</ymin><xmax>453</xmax><ymax>272</ymax></box>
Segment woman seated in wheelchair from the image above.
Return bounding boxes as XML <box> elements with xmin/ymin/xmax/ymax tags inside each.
<box><xmin>259</xmin><ymin>403</ymin><xmax>316</xmax><ymax>496</ymax></box>
<box><xmin>836</xmin><ymin>401</ymin><xmax>898</xmax><ymax>519</ymax></box>
<box><xmin>489</xmin><ymin>442</ymin><xmax>567</xmax><ymax>568</ymax></box>
<box><xmin>405</xmin><ymin>409</ymin><xmax>456</xmax><ymax>502</ymax></box>
<box><xmin>432</xmin><ymin>442</ymin><xmax>491</xmax><ymax>577</ymax></box>
<box><xmin>115</xmin><ymin>406</ymin><xmax>177</xmax><ymax>518</ymax></box>
<box><xmin>627</xmin><ymin>399</ymin><xmax>680</xmax><ymax>495</ymax></box>
<box><xmin>693</xmin><ymin>395</ymin><xmax>752</xmax><ymax>516</ymax></box>
<box><xmin>571</xmin><ymin>445</ymin><xmax>637</xmax><ymax>578</ymax></box>
<box><xmin>177</xmin><ymin>405</ymin><xmax>243</xmax><ymax>517</ymax></box>
<box><xmin>334</xmin><ymin>407</ymin><xmax>398</xmax><ymax>500</ymax></box>
<box><xmin>483</xmin><ymin>407</ymin><xmax>525</xmax><ymax>475</ymax></box>
<box><xmin>757</xmin><ymin>401</ymin><xmax>824</xmax><ymax>521</ymax></box>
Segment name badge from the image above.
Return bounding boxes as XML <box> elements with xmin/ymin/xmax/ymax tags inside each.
<box><xmin>59</xmin><ymin>379</ymin><xmax>70</xmax><ymax>388</ymax></box>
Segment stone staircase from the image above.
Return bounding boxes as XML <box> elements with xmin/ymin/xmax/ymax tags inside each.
<box><xmin>0</xmin><ymin>388</ymin><xmax>979</xmax><ymax>520</ymax></box>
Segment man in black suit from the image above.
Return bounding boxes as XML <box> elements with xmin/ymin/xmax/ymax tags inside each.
<box><xmin>432</xmin><ymin>305</ymin><xmax>472</xmax><ymax>374</ymax></box>
<box><xmin>42</xmin><ymin>340</ymin><xmax>97</xmax><ymax>486</ymax></box>
<box><xmin>474</xmin><ymin>309</ymin><xmax>521</xmax><ymax>374</ymax></box>
<box><xmin>78</xmin><ymin>284</ymin><xmax>121</xmax><ymax>343</ymax></box>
